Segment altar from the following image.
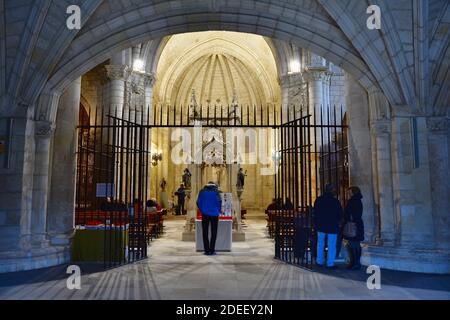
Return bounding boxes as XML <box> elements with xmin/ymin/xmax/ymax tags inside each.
<box><xmin>181</xmin><ymin>89</ymin><xmax>246</xmax><ymax>243</ymax></box>
<box><xmin>195</xmin><ymin>219</ymin><xmax>232</xmax><ymax>252</ymax></box>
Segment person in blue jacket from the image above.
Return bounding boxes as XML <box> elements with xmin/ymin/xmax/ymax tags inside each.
<box><xmin>313</xmin><ymin>183</ymin><xmax>343</xmax><ymax>269</ymax></box>
<box><xmin>197</xmin><ymin>182</ymin><xmax>222</xmax><ymax>255</ymax></box>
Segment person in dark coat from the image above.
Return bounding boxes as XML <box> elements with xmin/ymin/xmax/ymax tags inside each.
<box><xmin>266</xmin><ymin>198</ymin><xmax>278</xmax><ymax>212</ymax></box>
<box><xmin>197</xmin><ymin>182</ymin><xmax>222</xmax><ymax>256</ymax></box>
<box><xmin>174</xmin><ymin>184</ymin><xmax>186</xmax><ymax>215</ymax></box>
<box><xmin>313</xmin><ymin>183</ymin><xmax>343</xmax><ymax>269</ymax></box>
<box><xmin>343</xmin><ymin>186</ymin><xmax>364</xmax><ymax>270</ymax></box>
<box><xmin>283</xmin><ymin>197</ymin><xmax>294</xmax><ymax>210</ymax></box>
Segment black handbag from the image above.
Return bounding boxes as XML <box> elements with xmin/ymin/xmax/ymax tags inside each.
<box><xmin>343</xmin><ymin>213</ymin><xmax>357</xmax><ymax>238</ymax></box>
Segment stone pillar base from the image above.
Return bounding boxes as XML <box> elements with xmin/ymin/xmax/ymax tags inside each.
<box><xmin>0</xmin><ymin>246</ymin><xmax>71</xmax><ymax>274</ymax></box>
<box><xmin>49</xmin><ymin>232</ymin><xmax>75</xmax><ymax>246</ymax></box>
<box><xmin>361</xmin><ymin>244</ymin><xmax>450</xmax><ymax>274</ymax></box>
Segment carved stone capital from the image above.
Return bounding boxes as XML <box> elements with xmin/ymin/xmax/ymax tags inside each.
<box><xmin>35</xmin><ymin>120</ymin><xmax>55</xmax><ymax>138</ymax></box>
<box><xmin>304</xmin><ymin>67</ymin><xmax>328</xmax><ymax>82</ymax></box>
<box><xmin>127</xmin><ymin>72</ymin><xmax>145</xmax><ymax>95</ymax></box>
<box><xmin>143</xmin><ymin>72</ymin><xmax>157</xmax><ymax>87</ymax></box>
<box><xmin>280</xmin><ymin>72</ymin><xmax>304</xmax><ymax>88</ymax></box>
<box><xmin>371</xmin><ymin>120</ymin><xmax>392</xmax><ymax>136</ymax></box>
<box><xmin>427</xmin><ymin>117</ymin><xmax>449</xmax><ymax>133</ymax></box>
<box><xmin>322</xmin><ymin>72</ymin><xmax>332</xmax><ymax>84</ymax></box>
<box><xmin>105</xmin><ymin>65</ymin><xmax>131</xmax><ymax>81</ymax></box>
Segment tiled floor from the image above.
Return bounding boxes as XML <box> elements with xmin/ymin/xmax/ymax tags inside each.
<box><xmin>0</xmin><ymin>214</ymin><xmax>449</xmax><ymax>300</ymax></box>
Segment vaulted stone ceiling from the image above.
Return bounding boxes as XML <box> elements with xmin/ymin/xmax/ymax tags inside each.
<box><xmin>153</xmin><ymin>31</ymin><xmax>281</xmax><ymax>108</ymax></box>
<box><xmin>0</xmin><ymin>0</ymin><xmax>448</xmax><ymax>120</ymax></box>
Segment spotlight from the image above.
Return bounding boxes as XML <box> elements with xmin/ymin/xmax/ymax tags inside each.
<box><xmin>133</xmin><ymin>59</ymin><xmax>144</xmax><ymax>72</ymax></box>
<box><xmin>289</xmin><ymin>59</ymin><xmax>301</xmax><ymax>74</ymax></box>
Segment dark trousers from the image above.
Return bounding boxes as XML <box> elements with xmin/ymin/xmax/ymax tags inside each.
<box><xmin>202</xmin><ymin>215</ymin><xmax>219</xmax><ymax>253</ymax></box>
<box><xmin>179</xmin><ymin>200</ymin><xmax>185</xmax><ymax>215</ymax></box>
<box><xmin>348</xmin><ymin>240</ymin><xmax>362</xmax><ymax>267</ymax></box>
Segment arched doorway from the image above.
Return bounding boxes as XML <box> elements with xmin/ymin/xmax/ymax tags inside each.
<box><xmin>69</xmin><ymin>29</ymin><xmax>350</xmax><ymax>269</ymax></box>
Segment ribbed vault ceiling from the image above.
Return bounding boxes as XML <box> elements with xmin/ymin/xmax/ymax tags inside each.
<box><xmin>154</xmin><ymin>31</ymin><xmax>281</xmax><ymax>108</ymax></box>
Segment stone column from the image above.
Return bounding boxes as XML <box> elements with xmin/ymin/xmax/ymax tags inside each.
<box><xmin>304</xmin><ymin>53</ymin><xmax>328</xmax><ymax>117</ymax></box>
<box><xmin>279</xmin><ymin>73</ymin><xmax>307</xmax><ymax>200</ymax></box>
<box><xmin>47</xmin><ymin>78</ymin><xmax>81</xmax><ymax>246</ymax></box>
<box><xmin>143</xmin><ymin>73</ymin><xmax>156</xmax><ymax>203</ymax></box>
<box><xmin>18</xmin><ymin>114</ymin><xmax>37</xmax><ymax>252</ymax></box>
<box><xmin>304</xmin><ymin>68</ymin><xmax>327</xmax><ymax>199</ymax></box>
<box><xmin>426</xmin><ymin>117</ymin><xmax>450</xmax><ymax>249</ymax></box>
<box><xmin>367</xmin><ymin>89</ymin><xmax>396</xmax><ymax>245</ymax></box>
<box><xmin>305</xmin><ymin>69</ymin><xmax>327</xmax><ymax>120</ymax></box>
<box><xmin>30</xmin><ymin>120</ymin><xmax>55</xmax><ymax>247</ymax></box>
<box><xmin>391</xmin><ymin>115</ymin><xmax>434</xmax><ymax>246</ymax></box>
<box><xmin>280</xmin><ymin>73</ymin><xmax>306</xmax><ymax>121</ymax></box>
<box><xmin>322</xmin><ymin>73</ymin><xmax>331</xmax><ymax>110</ymax></box>
<box><xmin>105</xmin><ymin>65</ymin><xmax>130</xmax><ymax>119</ymax></box>
<box><xmin>143</xmin><ymin>73</ymin><xmax>156</xmax><ymax>125</ymax></box>
<box><xmin>371</xmin><ymin>120</ymin><xmax>396</xmax><ymax>245</ymax></box>
<box><xmin>345</xmin><ymin>75</ymin><xmax>376</xmax><ymax>242</ymax></box>
<box><xmin>370</xmin><ymin>119</ymin><xmax>396</xmax><ymax>245</ymax></box>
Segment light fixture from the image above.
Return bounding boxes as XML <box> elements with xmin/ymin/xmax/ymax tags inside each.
<box><xmin>133</xmin><ymin>59</ymin><xmax>144</xmax><ymax>72</ymax></box>
<box><xmin>289</xmin><ymin>59</ymin><xmax>301</xmax><ymax>74</ymax></box>
<box><xmin>151</xmin><ymin>151</ymin><xmax>163</xmax><ymax>166</ymax></box>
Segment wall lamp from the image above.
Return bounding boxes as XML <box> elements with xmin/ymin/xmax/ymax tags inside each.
<box><xmin>151</xmin><ymin>151</ymin><xmax>163</xmax><ymax>167</ymax></box>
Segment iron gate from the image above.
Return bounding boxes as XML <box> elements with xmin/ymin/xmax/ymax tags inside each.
<box><xmin>74</xmin><ymin>101</ymin><xmax>347</xmax><ymax>269</ymax></box>
<box><xmin>273</xmin><ymin>106</ymin><xmax>348</xmax><ymax>269</ymax></box>
<box><xmin>75</xmin><ymin>106</ymin><xmax>150</xmax><ymax>268</ymax></box>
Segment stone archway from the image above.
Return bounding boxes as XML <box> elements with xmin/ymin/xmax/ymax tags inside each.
<box><xmin>1</xmin><ymin>0</ymin><xmax>449</xmax><ymax>274</ymax></box>
<box><xmin>36</xmin><ymin>0</ymin><xmax>389</xmax><ymax>123</ymax></box>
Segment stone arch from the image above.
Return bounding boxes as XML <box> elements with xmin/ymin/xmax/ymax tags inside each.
<box><xmin>36</xmin><ymin>0</ymin><xmax>386</xmax><ymax>122</ymax></box>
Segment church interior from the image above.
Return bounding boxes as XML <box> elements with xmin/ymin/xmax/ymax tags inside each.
<box><xmin>0</xmin><ymin>0</ymin><xmax>449</xmax><ymax>301</ymax></box>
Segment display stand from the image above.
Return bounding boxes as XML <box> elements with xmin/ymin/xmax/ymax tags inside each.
<box><xmin>195</xmin><ymin>192</ymin><xmax>233</xmax><ymax>251</ymax></box>
<box><xmin>195</xmin><ymin>217</ymin><xmax>232</xmax><ymax>252</ymax></box>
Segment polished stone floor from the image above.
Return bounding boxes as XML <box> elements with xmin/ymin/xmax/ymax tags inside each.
<box><xmin>0</xmin><ymin>213</ymin><xmax>449</xmax><ymax>300</ymax></box>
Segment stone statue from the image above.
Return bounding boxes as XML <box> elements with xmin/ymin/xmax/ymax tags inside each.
<box><xmin>236</xmin><ymin>168</ymin><xmax>246</xmax><ymax>189</ymax></box>
<box><xmin>159</xmin><ymin>178</ymin><xmax>169</xmax><ymax>209</ymax></box>
<box><xmin>182</xmin><ymin>168</ymin><xmax>192</xmax><ymax>189</ymax></box>
<box><xmin>160</xmin><ymin>178</ymin><xmax>167</xmax><ymax>191</ymax></box>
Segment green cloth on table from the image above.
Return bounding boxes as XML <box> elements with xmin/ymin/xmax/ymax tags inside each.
<box><xmin>72</xmin><ymin>229</ymin><xmax>129</xmax><ymax>263</ymax></box>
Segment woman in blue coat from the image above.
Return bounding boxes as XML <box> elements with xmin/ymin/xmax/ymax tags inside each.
<box><xmin>343</xmin><ymin>186</ymin><xmax>364</xmax><ymax>270</ymax></box>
